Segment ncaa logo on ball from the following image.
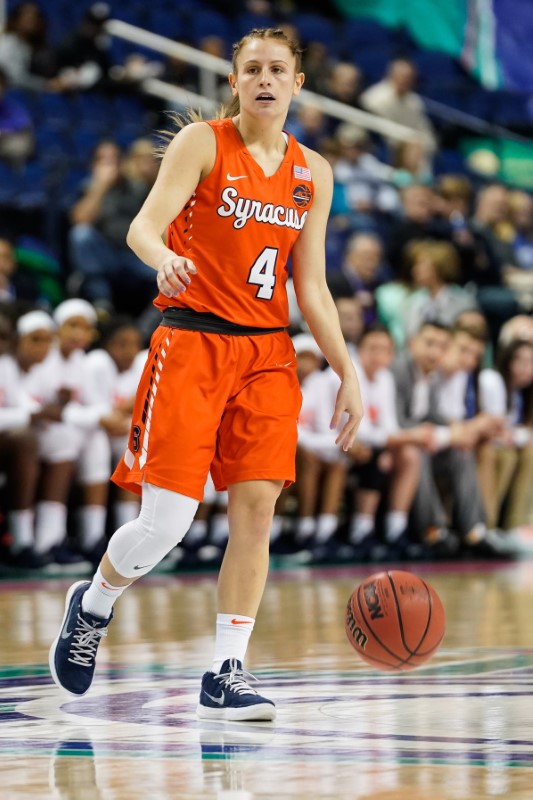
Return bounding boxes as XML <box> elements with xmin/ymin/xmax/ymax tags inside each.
<box><xmin>292</xmin><ymin>184</ymin><xmax>312</xmax><ymax>208</ymax></box>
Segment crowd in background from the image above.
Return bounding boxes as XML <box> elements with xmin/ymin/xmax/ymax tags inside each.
<box><xmin>0</xmin><ymin>1</ymin><xmax>533</xmax><ymax>573</ymax></box>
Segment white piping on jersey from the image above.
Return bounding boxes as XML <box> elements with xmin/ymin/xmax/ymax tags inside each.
<box><xmin>217</xmin><ymin>187</ymin><xmax>308</xmax><ymax>231</ymax></box>
<box><xmin>124</xmin><ymin>335</ymin><xmax>171</xmax><ymax>472</ymax></box>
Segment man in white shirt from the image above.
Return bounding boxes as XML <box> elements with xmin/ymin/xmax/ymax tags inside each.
<box><xmin>340</xmin><ymin>324</ymin><xmax>435</xmax><ymax>560</ymax></box>
<box><xmin>360</xmin><ymin>58</ymin><xmax>437</xmax><ymax>159</ymax></box>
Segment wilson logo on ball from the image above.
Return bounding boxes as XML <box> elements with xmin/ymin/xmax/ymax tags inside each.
<box><xmin>345</xmin><ymin>600</ymin><xmax>368</xmax><ymax>650</ymax></box>
<box><xmin>292</xmin><ymin>184</ymin><xmax>312</xmax><ymax>208</ymax></box>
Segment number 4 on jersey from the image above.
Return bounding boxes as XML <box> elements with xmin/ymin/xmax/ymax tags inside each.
<box><xmin>247</xmin><ymin>247</ymin><xmax>279</xmax><ymax>300</ymax></box>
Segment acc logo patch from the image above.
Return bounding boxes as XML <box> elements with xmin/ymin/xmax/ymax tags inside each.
<box><xmin>292</xmin><ymin>184</ymin><xmax>312</xmax><ymax>208</ymax></box>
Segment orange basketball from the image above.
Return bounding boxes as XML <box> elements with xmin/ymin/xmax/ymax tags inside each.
<box><xmin>345</xmin><ymin>570</ymin><xmax>446</xmax><ymax>671</ymax></box>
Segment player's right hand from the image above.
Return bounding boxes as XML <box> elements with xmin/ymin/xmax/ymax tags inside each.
<box><xmin>156</xmin><ymin>254</ymin><xmax>198</xmax><ymax>298</ymax></box>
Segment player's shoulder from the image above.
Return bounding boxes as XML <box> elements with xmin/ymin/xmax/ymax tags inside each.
<box><xmin>296</xmin><ymin>142</ymin><xmax>332</xmax><ymax>181</ymax></box>
<box><xmin>0</xmin><ymin>353</ymin><xmax>18</xmax><ymax>378</ymax></box>
<box><xmin>167</xmin><ymin>119</ymin><xmax>216</xmax><ymax>149</ymax></box>
<box><xmin>85</xmin><ymin>348</ymin><xmax>114</xmax><ymax>369</ymax></box>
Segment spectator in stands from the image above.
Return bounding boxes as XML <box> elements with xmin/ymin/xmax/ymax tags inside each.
<box><xmin>434</xmin><ymin>174</ymin><xmax>491</xmax><ymax>286</ymax></box>
<box><xmin>472</xmin><ymin>184</ymin><xmax>521</xmax><ymax>342</ymax></box>
<box><xmin>68</xmin><ymin>138</ymin><xmax>159</xmax><ymax>314</ymax></box>
<box><xmin>327</xmin><ymin>62</ymin><xmax>363</xmax><ymax>110</ymax></box>
<box><xmin>391</xmin><ymin>320</ymin><xmax>502</xmax><ymax>557</ymax></box>
<box><xmin>477</xmin><ymin>338</ymin><xmax>533</xmax><ymax>531</ymax></box>
<box><xmin>300</xmin><ymin>41</ymin><xmax>331</xmax><ymax>95</ymax></box>
<box><xmin>386</xmin><ymin>184</ymin><xmax>448</xmax><ymax>273</ymax></box>
<box><xmin>360</xmin><ymin>57</ymin><xmax>437</xmax><ymax>161</ymax></box>
<box><xmin>0</xmin><ymin>237</ymin><xmax>39</xmax><ymax>304</ymax></box>
<box><xmin>0</xmin><ymin>67</ymin><xmax>34</xmax><ymax>165</ymax></box>
<box><xmin>392</xmin><ymin>139</ymin><xmax>433</xmax><ymax>187</ymax></box>
<box><xmin>499</xmin><ymin>314</ymin><xmax>533</xmax><ymax>348</ymax></box>
<box><xmin>0</xmin><ymin>2</ymin><xmax>61</xmax><ymax>91</ymax></box>
<box><xmin>54</xmin><ymin>3</ymin><xmax>114</xmax><ymax>92</ymax></box>
<box><xmin>508</xmin><ymin>190</ymin><xmax>533</xmax><ymax>270</ymax></box>
<box><xmin>436</xmin><ymin>318</ymin><xmax>501</xmax><ymax>438</ymax></box>
<box><xmin>332</xmin><ymin>122</ymin><xmax>399</xmax><ymax>228</ymax></box>
<box><xmin>333</xmin><ymin>293</ymin><xmax>363</xmax><ymax>360</ymax></box>
<box><xmin>402</xmin><ymin>239</ymin><xmax>478</xmax><ymax>342</ymax></box>
<box><xmin>286</xmin><ymin>104</ymin><xmax>328</xmax><ymax>151</ymax></box>
<box><xmin>344</xmin><ymin>324</ymin><xmax>434</xmax><ymax>561</ymax></box>
<box><xmin>327</xmin><ymin>232</ymin><xmax>389</xmax><ymax>325</ymax></box>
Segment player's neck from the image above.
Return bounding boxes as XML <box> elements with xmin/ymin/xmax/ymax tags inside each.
<box><xmin>232</xmin><ymin>114</ymin><xmax>286</xmax><ymax>156</ymax></box>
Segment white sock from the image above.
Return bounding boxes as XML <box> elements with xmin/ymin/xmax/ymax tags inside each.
<box><xmin>78</xmin><ymin>505</ymin><xmax>107</xmax><ymax>550</ymax></box>
<box><xmin>8</xmin><ymin>509</ymin><xmax>34</xmax><ymax>553</ymax></box>
<box><xmin>295</xmin><ymin>516</ymin><xmax>316</xmax><ymax>543</ymax></box>
<box><xmin>315</xmin><ymin>513</ymin><xmax>338</xmax><ymax>544</ymax></box>
<box><xmin>114</xmin><ymin>500</ymin><xmax>140</xmax><ymax>529</ymax></box>
<box><xmin>210</xmin><ymin>512</ymin><xmax>229</xmax><ymax>546</ymax></box>
<box><xmin>349</xmin><ymin>513</ymin><xmax>374</xmax><ymax>545</ymax></box>
<box><xmin>34</xmin><ymin>501</ymin><xmax>67</xmax><ymax>553</ymax></box>
<box><xmin>185</xmin><ymin>519</ymin><xmax>208</xmax><ymax>547</ymax></box>
<box><xmin>385</xmin><ymin>511</ymin><xmax>408</xmax><ymax>543</ymax></box>
<box><xmin>82</xmin><ymin>566</ymin><xmax>128</xmax><ymax>619</ymax></box>
<box><xmin>270</xmin><ymin>514</ymin><xmax>283</xmax><ymax>543</ymax></box>
<box><xmin>212</xmin><ymin>613</ymin><xmax>255</xmax><ymax>673</ymax></box>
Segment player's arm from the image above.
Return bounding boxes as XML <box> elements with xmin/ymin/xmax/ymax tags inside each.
<box><xmin>291</xmin><ymin>149</ymin><xmax>363</xmax><ymax>449</ymax></box>
<box><xmin>126</xmin><ymin>122</ymin><xmax>216</xmax><ymax>297</ymax></box>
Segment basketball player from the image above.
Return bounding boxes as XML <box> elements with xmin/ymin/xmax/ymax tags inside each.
<box><xmin>49</xmin><ymin>28</ymin><xmax>363</xmax><ymax>721</ymax></box>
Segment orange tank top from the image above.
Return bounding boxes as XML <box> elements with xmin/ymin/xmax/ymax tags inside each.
<box><xmin>155</xmin><ymin>118</ymin><xmax>314</xmax><ymax>327</ymax></box>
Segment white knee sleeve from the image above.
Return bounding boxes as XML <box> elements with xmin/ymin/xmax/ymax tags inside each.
<box><xmin>107</xmin><ymin>483</ymin><xmax>198</xmax><ymax>578</ymax></box>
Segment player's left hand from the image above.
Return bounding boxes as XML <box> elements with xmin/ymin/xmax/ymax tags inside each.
<box><xmin>330</xmin><ymin>373</ymin><xmax>364</xmax><ymax>452</ymax></box>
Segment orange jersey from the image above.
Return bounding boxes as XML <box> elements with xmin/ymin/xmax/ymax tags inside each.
<box><xmin>154</xmin><ymin>118</ymin><xmax>314</xmax><ymax>328</ymax></box>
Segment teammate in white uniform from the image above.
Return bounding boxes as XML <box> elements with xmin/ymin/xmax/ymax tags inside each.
<box><xmin>2</xmin><ymin>310</ymin><xmax>59</xmax><ymax>567</ymax></box>
<box><xmin>23</xmin><ymin>300</ymin><xmax>128</xmax><ymax>566</ymax></box>
<box><xmin>81</xmin><ymin>317</ymin><xmax>146</xmax><ymax>550</ymax></box>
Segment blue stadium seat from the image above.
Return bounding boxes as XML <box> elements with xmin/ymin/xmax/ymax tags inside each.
<box><xmin>342</xmin><ymin>17</ymin><xmax>392</xmax><ymax>53</ymax></box>
<box><xmin>413</xmin><ymin>51</ymin><xmax>462</xmax><ymax>84</ymax></box>
<box><xmin>16</xmin><ymin>162</ymin><xmax>47</xmax><ymax>208</ymax></box>
<box><xmin>147</xmin><ymin>8</ymin><xmax>187</xmax><ymax>39</ymax></box>
<box><xmin>0</xmin><ymin>162</ymin><xmax>20</xmax><ymax>204</ymax></box>
<box><xmin>38</xmin><ymin>92</ymin><xmax>76</xmax><ymax>130</ymax></box>
<box><xmin>189</xmin><ymin>10</ymin><xmax>232</xmax><ymax>47</ymax></box>
<box><xmin>492</xmin><ymin>90</ymin><xmax>531</xmax><ymax>125</ymax></box>
<box><xmin>292</xmin><ymin>13</ymin><xmax>338</xmax><ymax>49</ymax></box>
<box><xmin>357</xmin><ymin>49</ymin><xmax>392</xmax><ymax>83</ymax></box>
<box><xmin>234</xmin><ymin>12</ymin><xmax>277</xmax><ymax>39</ymax></box>
<box><xmin>434</xmin><ymin>149</ymin><xmax>467</xmax><ymax>175</ymax></box>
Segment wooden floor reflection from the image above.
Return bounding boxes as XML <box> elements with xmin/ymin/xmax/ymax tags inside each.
<box><xmin>1</xmin><ymin>560</ymin><xmax>533</xmax><ymax>799</ymax></box>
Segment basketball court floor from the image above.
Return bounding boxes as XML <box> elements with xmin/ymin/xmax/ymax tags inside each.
<box><xmin>1</xmin><ymin>559</ymin><xmax>532</xmax><ymax>799</ymax></box>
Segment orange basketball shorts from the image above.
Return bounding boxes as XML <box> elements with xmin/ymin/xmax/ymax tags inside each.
<box><xmin>112</xmin><ymin>325</ymin><xmax>302</xmax><ymax>501</ymax></box>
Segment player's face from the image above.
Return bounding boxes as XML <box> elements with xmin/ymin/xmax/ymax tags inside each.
<box><xmin>230</xmin><ymin>39</ymin><xmax>304</xmax><ymax>117</ymax></box>
<box><xmin>17</xmin><ymin>329</ymin><xmax>54</xmax><ymax>367</ymax></box>
<box><xmin>106</xmin><ymin>328</ymin><xmax>142</xmax><ymax>372</ymax></box>
<box><xmin>296</xmin><ymin>351</ymin><xmax>321</xmax><ymax>383</ymax></box>
<box><xmin>58</xmin><ymin>316</ymin><xmax>95</xmax><ymax>354</ymax></box>
<box><xmin>510</xmin><ymin>344</ymin><xmax>533</xmax><ymax>389</ymax></box>
<box><xmin>452</xmin><ymin>332</ymin><xmax>484</xmax><ymax>373</ymax></box>
<box><xmin>412</xmin><ymin>327</ymin><xmax>450</xmax><ymax>373</ymax></box>
<box><xmin>358</xmin><ymin>332</ymin><xmax>394</xmax><ymax>377</ymax></box>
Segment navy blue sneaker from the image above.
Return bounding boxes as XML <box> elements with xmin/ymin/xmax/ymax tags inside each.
<box><xmin>49</xmin><ymin>580</ymin><xmax>112</xmax><ymax>697</ymax></box>
<box><xmin>197</xmin><ymin>658</ymin><xmax>276</xmax><ymax>722</ymax></box>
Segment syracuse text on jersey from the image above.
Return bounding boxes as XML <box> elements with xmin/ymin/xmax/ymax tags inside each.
<box><xmin>217</xmin><ymin>186</ymin><xmax>309</xmax><ymax>230</ymax></box>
